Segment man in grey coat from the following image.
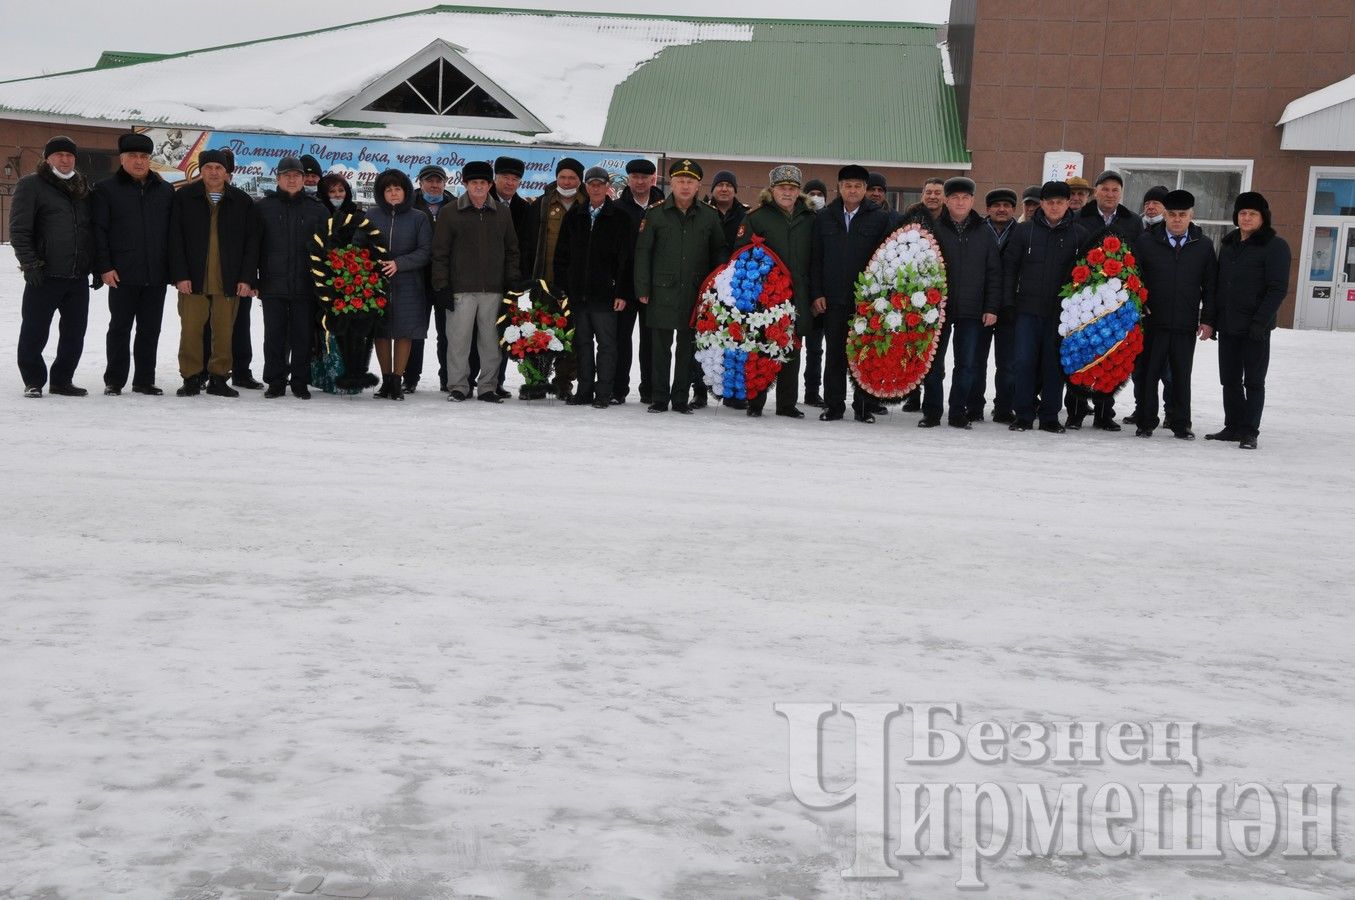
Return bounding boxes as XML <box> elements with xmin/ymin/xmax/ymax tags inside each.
<box><xmin>430</xmin><ymin>160</ymin><xmax>521</xmax><ymax>402</ymax></box>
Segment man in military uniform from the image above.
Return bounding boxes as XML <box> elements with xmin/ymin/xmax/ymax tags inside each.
<box><xmin>633</xmin><ymin>159</ymin><xmax>725</xmax><ymax>414</ymax></box>
<box><xmin>614</xmin><ymin>158</ymin><xmax>664</xmax><ymax>404</ymax></box>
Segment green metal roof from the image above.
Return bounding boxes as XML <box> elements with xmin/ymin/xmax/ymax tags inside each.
<box><xmin>602</xmin><ymin>23</ymin><xmax>969</xmax><ymax>166</ymax></box>
<box><xmin>94</xmin><ymin>51</ymin><xmax>170</xmax><ymax>70</ymax></box>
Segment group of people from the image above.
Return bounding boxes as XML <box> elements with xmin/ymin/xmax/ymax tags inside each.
<box><xmin>10</xmin><ymin>133</ymin><xmax>1289</xmax><ymax>448</ymax></box>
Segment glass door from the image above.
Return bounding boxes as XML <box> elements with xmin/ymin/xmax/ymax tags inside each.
<box><xmin>1298</xmin><ymin>223</ymin><xmax>1339</xmax><ymax>329</ymax></box>
<box><xmin>1334</xmin><ymin>223</ymin><xmax>1355</xmax><ymax>332</ymax></box>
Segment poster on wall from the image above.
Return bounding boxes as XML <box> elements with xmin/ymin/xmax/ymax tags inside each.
<box><xmin>1042</xmin><ymin>150</ymin><xmax>1083</xmax><ymax>184</ymax></box>
<box><xmin>142</xmin><ymin>128</ymin><xmax>652</xmax><ymax>204</ymax></box>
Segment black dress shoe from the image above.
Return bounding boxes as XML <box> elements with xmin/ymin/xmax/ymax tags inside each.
<box><xmin>232</xmin><ymin>373</ymin><xmax>263</xmax><ymax>390</ymax></box>
<box><xmin>746</xmin><ymin>406</ymin><xmax>763</xmax><ymax>417</ymax></box>
<box><xmin>1239</xmin><ymin>435</ymin><xmax>1258</xmax><ymax>450</ymax></box>
<box><xmin>264</xmin><ymin>383</ymin><xmax>286</xmax><ymax>398</ymax></box>
<box><xmin>672</xmin><ymin>403</ymin><xmax>694</xmax><ymax>415</ymax></box>
<box><xmin>776</xmin><ymin>407</ymin><xmax>806</xmax><ymax>419</ymax></box>
<box><xmin>917</xmin><ymin>417</ymin><xmax>941</xmax><ymax>428</ymax></box>
<box><xmin>947</xmin><ymin>418</ymin><xmax>972</xmax><ymax>430</ymax></box>
<box><xmin>992</xmin><ymin>410</ymin><xmax>1016</xmax><ymax>424</ymax></box>
<box><xmin>819</xmin><ymin>409</ymin><xmax>844</xmax><ymax>421</ymax></box>
<box><xmin>1205</xmin><ymin>429</ymin><xmax>1242</xmax><ymax>442</ymax></box>
<box><xmin>565</xmin><ymin>394</ymin><xmax>592</xmax><ymax>406</ymax></box>
<box><xmin>901</xmin><ymin>393</ymin><xmax>921</xmax><ymax>412</ymax></box>
<box><xmin>647</xmin><ymin>403</ymin><xmax>668</xmax><ymax>413</ymax></box>
<box><xmin>131</xmin><ymin>384</ymin><xmax>163</xmax><ymax>396</ymax></box>
<box><xmin>966</xmin><ymin>409</ymin><xmax>984</xmax><ymax>423</ymax></box>
<box><xmin>1135</xmin><ymin>427</ymin><xmax>1153</xmax><ymax>438</ymax></box>
<box><xmin>1009</xmin><ymin>420</ymin><xmax>1032</xmax><ymax>432</ymax></box>
<box><xmin>1172</xmin><ymin>429</ymin><xmax>1195</xmax><ymax>441</ymax></box>
<box><xmin>609</xmin><ymin>397</ymin><xmax>625</xmax><ymax>405</ymax></box>
<box><xmin>103</xmin><ymin>385</ymin><xmax>121</xmax><ymax>396</ymax></box>
<box><xmin>591</xmin><ymin>398</ymin><xmax>609</xmax><ymax>409</ymax></box>
<box><xmin>853</xmin><ymin>409</ymin><xmax>876</xmax><ymax>424</ymax></box>
<box><xmin>691</xmin><ymin>394</ymin><xmax>709</xmax><ymax>409</ymax></box>
<box><xmin>495</xmin><ymin>388</ymin><xmax>512</xmax><ymax>400</ymax></box>
<box><xmin>402</xmin><ymin>380</ymin><xmax>418</xmax><ymax>394</ymax></box>
<box><xmin>721</xmin><ymin>397</ymin><xmax>746</xmax><ymax>410</ymax></box>
<box><xmin>448</xmin><ymin>390</ymin><xmax>468</xmax><ymax>402</ymax></box>
<box><xmin>1093</xmin><ymin>418</ymin><xmax>1123</xmax><ymax>432</ymax></box>
<box><xmin>49</xmin><ymin>384</ymin><xmax>88</xmax><ymax>396</ymax></box>
<box><xmin>803</xmin><ymin>391</ymin><xmax>825</xmax><ymax>408</ymax></box>
<box><xmin>1065</xmin><ymin>415</ymin><xmax>1085</xmax><ymax>430</ymax></box>
<box><xmin>24</xmin><ymin>385</ymin><xmax>42</xmax><ymax>398</ymax></box>
<box><xmin>478</xmin><ymin>391</ymin><xmax>504</xmax><ymax>403</ymax></box>
<box><xmin>291</xmin><ymin>384</ymin><xmax>311</xmax><ymax>400</ymax></box>
<box><xmin>1122</xmin><ymin>412</ymin><xmax>1140</xmax><ymax>425</ymax></box>
<box><xmin>1038</xmin><ymin>421</ymin><xmax>1066</xmax><ymax>434</ymax></box>
<box><xmin>870</xmin><ymin>401</ymin><xmax>889</xmax><ymax>415</ymax></box>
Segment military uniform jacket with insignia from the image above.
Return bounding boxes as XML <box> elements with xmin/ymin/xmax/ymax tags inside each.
<box><xmin>632</xmin><ymin>196</ymin><xmax>726</xmax><ymax>331</ymax></box>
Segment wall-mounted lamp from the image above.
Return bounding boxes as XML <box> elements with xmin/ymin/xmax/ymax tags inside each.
<box><xmin>3</xmin><ymin>153</ymin><xmax>20</xmax><ymax>178</ymax></box>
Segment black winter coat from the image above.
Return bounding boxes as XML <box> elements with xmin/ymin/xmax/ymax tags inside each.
<box><xmin>255</xmin><ymin>189</ymin><xmax>329</xmax><ymax>298</ymax></box>
<box><xmin>90</xmin><ymin>167</ymin><xmax>173</xmax><ymax>286</ymax></box>
<box><xmin>553</xmin><ymin>198</ymin><xmax>635</xmax><ymax>309</ymax></box>
<box><xmin>897</xmin><ymin>201</ymin><xmax>938</xmax><ymax>230</ymax></box>
<box><xmin>9</xmin><ymin>163</ymin><xmax>94</xmax><ymax>279</ymax></box>
<box><xmin>168</xmin><ymin>180</ymin><xmax>261</xmax><ymax>294</ymax></box>
<box><xmin>1131</xmin><ymin>223</ymin><xmax>1218</xmax><ymax>332</ymax></box>
<box><xmin>708</xmin><ymin>199</ymin><xmax>749</xmax><ymax>253</ymax></box>
<box><xmin>1001</xmin><ymin>211</ymin><xmax>1093</xmax><ymax>318</ymax></box>
<box><xmin>931</xmin><ymin>210</ymin><xmax>1001</xmax><ymax>319</ymax></box>
<box><xmin>490</xmin><ymin>186</ymin><xmax>535</xmax><ymax>265</ymax></box>
<box><xmin>809</xmin><ymin>198</ymin><xmax>893</xmax><ymax>307</ymax></box>
<box><xmin>617</xmin><ymin>186</ymin><xmax>665</xmax><ymax>231</ymax></box>
<box><xmin>1080</xmin><ymin>202</ymin><xmax>1144</xmax><ymax>243</ymax></box>
<box><xmin>1215</xmin><ymin>226</ymin><xmax>1291</xmax><ymax>336</ymax></box>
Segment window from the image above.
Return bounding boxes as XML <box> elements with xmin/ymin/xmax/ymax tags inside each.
<box><xmin>1313</xmin><ymin>177</ymin><xmax>1355</xmax><ymax>216</ymax></box>
<box><xmin>324</xmin><ymin>40</ymin><xmax>545</xmax><ymax>134</ymax></box>
<box><xmin>1105</xmin><ymin>158</ymin><xmax>1252</xmax><ymax>247</ymax></box>
<box><xmin>363</xmin><ymin>58</ymin><xmax>513</xmax><ymax>119</ymax></box>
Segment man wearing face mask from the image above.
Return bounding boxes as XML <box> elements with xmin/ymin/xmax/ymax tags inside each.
<box><xmin>1124</xmin><ymin>185</ymin><xmax>1175</xmax><ymax>427</ymax></box>
<box><xmin>407</xmin><ymin>164</ymin><xmax>452</xmax><ymax>394</ymax></box>
<box><xmin>300</xmin><ymin>155</ymin><xmax>323</xmax><ymax>197</ymax></box>
<box><xmin>613</xmin><ymin>158</ymin><xmax>664</xmax><ymax>405</ymax></box>
<box><xmin>526</xmin><ymin>157</ymin><xmax>584</xmax><ymax>399</ymax></box>
<box><xmin>800</xmin><ymin>177</ymin><xmax>828</xmax><ymax>407</ymax></box>
<box><xmin>11</xmin><ymin>135</ymin><xmax>95</xmax><ymax>398</ymax></box>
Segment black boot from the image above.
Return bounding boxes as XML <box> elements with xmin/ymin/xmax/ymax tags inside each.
<box><xmin>206</xmin><ymin>375</ymin><xmax>239</xmax><ymax>398</ymax></box>
<box><xmin>176</xmin><ymin>375</ymin><xmax>202</xmax><ymax>397</ymax></box>
<box><xmin>375</xmin><ymin>374</ymin><xmax>394</xmax><ymax>399</ymax></box>
<box><xmin>390</xmin><ymin>377</ymin><xmax>404</xmax><ymax>401</ymax></box>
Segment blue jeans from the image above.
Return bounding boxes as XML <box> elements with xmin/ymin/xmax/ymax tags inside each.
<box><xmin>947</xmin><ymin>318</ymin><xmax>983</xmax><ymax>423</ymax></box>
<box><xmin>1013</xmin><ymin>312</ymin><xmax>1063</xmax><ymax>424</ymax></box>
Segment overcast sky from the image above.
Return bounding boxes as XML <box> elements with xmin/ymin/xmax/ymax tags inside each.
<box><xmin>2</xmin><ymin>0</ymin><xmax>951</xmax><ymax>81</ymax></box>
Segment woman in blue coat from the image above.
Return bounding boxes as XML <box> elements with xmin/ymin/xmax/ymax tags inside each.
<box><xmin>366</xmin><ymin>169</ymin><xmax>432</xmax><ymax>400</ymax></box>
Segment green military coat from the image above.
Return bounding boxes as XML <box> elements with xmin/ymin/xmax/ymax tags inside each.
<box><xmin>734</xmin><ymin>194</ymin><xmax>816</xmax><ymax>336</ymax></box>
<box><xmin>632</xmin><ymin>196</ymin><xmax>726</xmax><ymax>331</ymax></box>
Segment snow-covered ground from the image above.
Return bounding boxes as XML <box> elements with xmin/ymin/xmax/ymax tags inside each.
<box><xmin>1</xmin><ymin>264</ymin><xmax>1352</xmax><ymax>899</ymax></box>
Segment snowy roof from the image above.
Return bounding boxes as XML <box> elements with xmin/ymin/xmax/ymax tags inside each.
<box><xmin>0</xmin><ymin>6</ymin><xmax>756</xmax><ymax>147</ymax></box>
<box><xmin>1277</xmin><ymin>73</ymin><xmax>1355</xmax><ymax>125</ymax></box>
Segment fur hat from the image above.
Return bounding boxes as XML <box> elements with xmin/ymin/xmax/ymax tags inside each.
<box><xmin>117</xmin><ymin>133</ymin><xmax>153</xmax><ymax>154</ymax></box>
<box><xmin>944</xmin><ymin>176</ymin><xmax>976</xmax><ymax>197</ymax></box>
<box><xmin>768</xmin><ymin>164</ymin><xmax>803</xmax><ymax>187</ymax></box>
<box><xmin>985</xmin><ymin>188</ymin><xmax>1018</xmax><ymax>207</ymax></box>
<box><xmin>198</xmin><ymin>149</ymin><xmax>230</xmax><ymax>172</ymax></box>
<box><xmin>461</xmin><ymin>161</ymin><xmax>493</xmax><ymax>184</ymax></box>
<box><xmin>837</xmin><ymin>164</ymin><xmax>869</xmax><ymax>184</ymax></box>
<box><xmin>1232</xmin><ymin>191</ymin><xmax>1271</xmax><ymax>227</ymax></box>
<box><xmin>1164</xmin><ymin>189</ymin><xmax>1195</xmax><ymax>211</ymax></box>
<box><xmin>493</xmin><ymin>156</ymin><xmax>525</xmax><ymax>177</ymax></box>
<box><xmin>625</xmin><ymin>158</ymin><xmax>657</xmax><ymax>176</ymax></box>
<box><xmin>1040</xmin><ymin>180</ymin><xmax>1072</xmax><ymax>200</ymax></box>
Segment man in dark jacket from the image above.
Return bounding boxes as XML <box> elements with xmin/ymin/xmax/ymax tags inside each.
<box><xmin>196</xmin><ymin>148</ymin><xmax>262</xmax><ymax>390</ymax></box>
<box><xmin>707</xmin><ymin>170</ymin><xmax>749</xmax><ymax>253</ymax></box>
<box><xmin>921</xmin><ymin>177</ymin><xmax>1001</xmax><ymax>429</ymax></box>
<box><xmin>468</xmin><ymin>156</ymin><xmax>534</xmax><ymax>398</ymax></box>
<box><xmin>1124</xmin><ymin>184</ymin><xmax>1176</xmax><ymax>427</ymax></box>
<box><xmin>809</xmin><ymin>164</ymin><xmax>893</xmax><ymax>422</ymax></box>
<box><xmin>735</xmin><ymin>164</ymin><xmax>816</xmax><ymax>419</ymax></box>
<box><xmin>555</xmin><ymin>166</ymin><xmax>633</xmax><ymax>409</ymax></box>
<box><xmin>1001</xmin><ymin>180</ymin><xmax>1092</xmax><ymax>432</ymax></box>
<box><xmin>430</xmin><ymin>160</ymin><xmax>520</xmax><ymax>402</ymax></box>
<box><xmin>300</xmin><ymin>155</ymin><xmax>324</xmax><ymax>197</ymax></box>
<box><xmin>972</xmin><ymin>187</ymin><xmax>1018</xmax><ymax>422</ymax></box>
<box><xmin>1130</xmin><ymin>189</ymin><xmax>1217</xmax><ymax>439</ymax></box>
<box><xmin>633</xmin><ymin>159</ymin><xmax>725</xmax><ymax>414</ymax></box>
<box><xmin>801</xmin><ymin>177</ymin><xmax>829</xmax><ymax>406</ymax></box>
<box><xmin>11</xmin><ymin>136</ymin><xmax>94</xmax><ymax>398</ymax></box>
<box><xmin>895</xmin><ymin>176</ymin><xmax>944</xmax><ymax>411</ymax></box>
<box><xmin>407</xmin><ymin>164</ymin><xmax>452</xmax><ymax>393</ymax></box>
<box><xmin>91</xmin><ymin>132</ymin><xmax>173</xmax><ymax>396</ymax></box>
<box><xmin>1067</xmin><ymin>169</ymin><xmax>1145</xmax><ymax>430</ymax></box>
<box><xmin>1208</xmin><ymin>191</ymin><xmax>1290</xmax><ymax>450</ymax></box>
<box><xmin>613</xmin><ymin>158</ymin><xmax>663</xmax><ymax>404</ymax></box>
<box><xmin>168</xmin><ymin>148</ymin><xmax>261</xmax><ymax>398</ymax></box>
<box><xmin>255</xmin><ymin>156</ymin><xmax>329</xmax><ymax>398</ymax></box>
<box><xmin>526</xmin><ymin>158</ymin><xmax>584</xmax><ymax>400</ymax></box>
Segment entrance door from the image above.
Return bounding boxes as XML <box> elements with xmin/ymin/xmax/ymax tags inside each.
<box><xmin>1334</xmin><ymin>223</ymin><xmax>1355</xmax><ymax>332</ymax></box>
<box><xmin>1299</xmin><ymin>223</ymin><xmax>1341</xmax><ymax>329</ymax></box>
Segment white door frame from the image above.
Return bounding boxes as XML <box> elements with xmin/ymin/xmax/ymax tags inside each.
<box><xmin>1296</xmin><ymin>165</ymin><xmax>1355</xmax><ymax>330</ymax></box>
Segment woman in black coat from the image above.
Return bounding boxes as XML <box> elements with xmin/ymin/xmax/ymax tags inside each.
<box><xmin>365</xmin><ymin>169</ymin><xmax>431</xmax><ymax>400</ymax></box>
<box><xmin>1209</xmin><ymin>191</ymin><xmax>1291</xmax><ymax>449</ymax></box>
<box><xmin>311</xmin><ymin>174</ymin><xmax>387</xmax><ymax>394</ymax></box>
